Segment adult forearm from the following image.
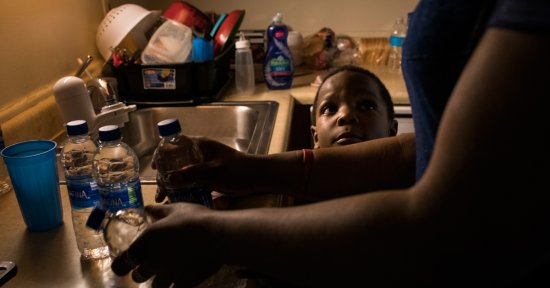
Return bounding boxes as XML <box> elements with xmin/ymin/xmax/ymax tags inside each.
<box><xmin>215</xmin><ymin>189</ymin><xmax>419</xmax><ymax>287</ymax></box>
<box><xmin>204</xmin><ymin>134</ymin><xmax>415</xmax><ymax>200</ymax></box>
<box><xmin>305</xmin><ymin>133</ymin><xmax>416</xmax><ymax>202</ymax></box>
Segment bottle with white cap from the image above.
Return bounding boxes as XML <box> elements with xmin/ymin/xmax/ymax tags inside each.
<box><xmin>235</xmin><ymin>32</ymin><xmax>255</xmax><ymax>95</ymax></box>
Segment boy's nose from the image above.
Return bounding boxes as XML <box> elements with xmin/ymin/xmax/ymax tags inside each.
<box><xmin>337</xmin><ymin>106</ymin><xmax>358</xmax><ymax>125</ymax></box>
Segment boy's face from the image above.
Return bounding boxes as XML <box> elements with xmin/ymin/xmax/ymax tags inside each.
<box><xmin>311</xmin><ymin>71</ymin><xmax>397</xmax><ymax>149</ymax></box>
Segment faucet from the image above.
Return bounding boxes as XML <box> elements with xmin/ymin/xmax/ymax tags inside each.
<box><xmin>53</xmin><ymin>76</ymin><xmax>137</xmax><ymax>135</ymax></box>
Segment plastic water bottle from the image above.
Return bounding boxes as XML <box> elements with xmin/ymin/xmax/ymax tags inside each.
<box><xmin>0</xmin><ymin>125</ymin><xmax>12</xmax><ymax>196</ymax></box>
<box><xmin>86</xmin><ymin>207</ymin><xmax>151</xmax><ymax>257</ymax></box>
<box><xmin>387</xmin><ymin>16</ymin><xmax>407</xmax><ymax>71</ymax></box>
<box><xmin>153</xmin><ymin>118</ymin><xmax>212</xmax><ymax>207</ymax></box>
<box><xmin>93</xmin><ymin>125</ymin><xmax>143</xmax><ymax>213</ymax></box>
<box><xmin>61</xmin><ymin>120</ymin><xmax>109</xmax><ymax>259</ymax></box>
<box><xmin>235</xmin><ymin>32</ymin><xmax>255</xmax><ymax>95</ymax></box>
<box><xmin>264</xmin><ymin>12</ymin><xmax>294</xmax><ymax>89</ymax></box>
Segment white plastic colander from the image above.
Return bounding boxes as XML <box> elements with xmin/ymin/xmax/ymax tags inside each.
<box><xmin>96</xmin><ymin>4</ymin><xmax>161</xmax><ymax>61</ymax></box>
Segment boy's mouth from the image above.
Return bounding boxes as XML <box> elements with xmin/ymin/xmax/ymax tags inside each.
<box><xmin>333</xmin><ymin>132</ymin><xmax>364</xmax><ymax>145</ymax></box>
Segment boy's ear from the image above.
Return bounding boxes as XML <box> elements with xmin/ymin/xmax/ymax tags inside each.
<box><xmin>390</xmin><ymin>119</ymin><xmax>398</xmax><ymax>136</ymax></box>
<box><xmin>310</xmin><ymin>125</ymin><xmax>320</xmax><ymax>149</ymax></box>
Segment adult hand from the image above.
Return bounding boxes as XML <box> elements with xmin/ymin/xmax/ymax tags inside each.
<box><xmin>111</xmin><ymin>203</ymin><xmax>222</xmax><ymax>287</ymax></box>
<box><xmin>153</xmin><ymin>136</ymin><xmax>250</xmax><ymax>203</ymax></box>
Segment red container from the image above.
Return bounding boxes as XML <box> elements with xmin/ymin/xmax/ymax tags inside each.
<box><xmin>163</xmin><ymin>1</ymin><xmax>213</xmax><ymax>35</ymax></box>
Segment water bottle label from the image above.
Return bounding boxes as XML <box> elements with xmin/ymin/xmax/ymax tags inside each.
<box><xmin>66</xmin><ymin>176</ymin><xmax>100</xmax><ymax>209</ymax></box>
<box><xmin>100</xmin><ymin>178</ymin><xmax>144</xmax><ymax>212</ymax></box>
<box><xmin>390</xmin><ymin>35</ymin><xmax>405</xmax><ymax>47</ymax></box>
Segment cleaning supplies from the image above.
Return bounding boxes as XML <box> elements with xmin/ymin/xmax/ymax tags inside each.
<box><xmin>264</xmin><ymin>13</ymin><xmax>293</xmax><ymax>90</ymax></box>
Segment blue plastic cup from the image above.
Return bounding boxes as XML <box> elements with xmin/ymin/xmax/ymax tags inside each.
<box><xmin>1</xmin><ymin>140</ymin><xmax>63</xmax><ymax>232</ymax></box>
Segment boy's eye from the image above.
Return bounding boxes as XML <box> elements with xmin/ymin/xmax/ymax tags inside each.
<box><xmin>359</xmin><ymin>101</ymin><xmax>376</xmax><ymax>111</ymax></box>
<box><xmin>320</xmin><ymin>103</ymin><xmax>338</xmax><ymax>115</ymax></box>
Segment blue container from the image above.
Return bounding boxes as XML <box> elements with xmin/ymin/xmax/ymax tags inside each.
<box><xmin>264</xmin><ymin>12</ymin><xmax>294</xmax><ymax>90</ymax></box>
<box><xmin>1</xmin><ymin>140</ymin><xmax>63</xmax><ymax>232</ymax></box>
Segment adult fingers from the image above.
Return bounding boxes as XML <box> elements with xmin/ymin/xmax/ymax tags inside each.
<box><xmin>144</xmin><ymin>204</ymin><xmax>174</xmax><ymax>221</ymax></box>
<box><xmin>152</xmin><ymin>271</ymin><xmax>175</xmax><ymax>288</ymax></box>
<box><xmin>131</xmin><ymin>262</ymin><xmax>156</xmax><ymax>283</ymax></box>
<box><xmin>155</xmin><ymin>186</ymin><xmax>167</xmax><ymax>203</ymax></box>
<box><xmin>167</xmin><ymin>164</ymin><xmax>215</xmax><ymax>187</ymax></box>
<box><xmin>111</xmin><ymin>250</ymin><xmax>140</xmax><ymax>276</ymax></box>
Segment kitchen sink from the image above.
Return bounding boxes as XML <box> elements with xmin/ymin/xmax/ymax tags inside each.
<box><xmin>57</xmin><ymin>101</ymin><xmax>278</xmax><ymax>184</ymax></box>
<box><xmin>122</xmin><ymin>101</ymin><xmax>278</xmax><ymax>183</ymax></box>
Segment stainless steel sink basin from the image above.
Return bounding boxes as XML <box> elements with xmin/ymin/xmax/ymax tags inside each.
<box><xmin>123</xmin><ymin>101</ymin><xmax>278</xmax><ymax>183</ymax></box>
<box><xmin>57</xmin><ymin>101</ymin><xmax>278</xmax><ymax>184</ymax></box>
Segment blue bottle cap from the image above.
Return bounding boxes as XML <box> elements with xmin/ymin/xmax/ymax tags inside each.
<box><xmin>157</xmin><ymin>118</ymin><xmax>182</xmax><ymax>137</ymax></box>
<box><xmin>86</xmin><ymin>206</ymin><xmax>107</xmax><ymax>231</ymax></box>
<box><xmin>98</xmin><ymin>125</ymin><xmax>121</xmax><ymax>141</ymax></box>
<box><xmin>66</xmin><ymin>120</ymin><xmax>89</xmax><ymax>136</ymax></box>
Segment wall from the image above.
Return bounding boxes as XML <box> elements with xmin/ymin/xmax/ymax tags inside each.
<box><xmin>0</xmin><ymin>0</ymin><xmax>102</xmax><ymax>121</ymax></box>
<box><xmin>183</xmin><ymin>0</ymin><xmax>419</xmax><ymax>37</ymax></box>
<box><xmin>0</xmin><ymin>0</ymin><xmax>172</xmax><ymax>144</ymax></box>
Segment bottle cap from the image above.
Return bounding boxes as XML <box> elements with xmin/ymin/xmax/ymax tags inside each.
<box><xmin>98</xmin><ymin>125</ymin><xmax>121</xmax><ymax>141</ymax></box>
<box><xmin>66</xmin><ymin>120</ymin><xmax>89</xmax><ymax>136</ymax></box>
<box><xmin>273</xmin><ymin>12</ymin><xmax>282</xmax><ymax>23</ymax></box>
<box><xmin>86</xmin><ymin>206</ymin><xmax>107</xmax><ymax>231</ymax></box>
<box><xmin>235</xmin><ymin>32</ymin><xmax>250</xmax><ymax>49</ymax></box>
<box><xmin>157</xmin><ymin>118</ymin><xmax>182</xmax><ymax>136</ymax></box>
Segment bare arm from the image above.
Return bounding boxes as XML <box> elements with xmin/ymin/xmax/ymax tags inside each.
<box><xmin>216</xmin><ymin>28</ymin><xmax>550</xmax><ymax>285</ymax></box>
<box><xmin>115</xmin><ymin>28</ymin><xmax>550</xmax><ymax>287</ymax></box>
<box><xmin>304</xmin><ymin>132</ymin><xmax>416</xmax><ymax>202</ymax></box>
<box><xmin>179</xmin><ymin>132</ymin><xmax>415</xmax><ymax>200</ymax></box>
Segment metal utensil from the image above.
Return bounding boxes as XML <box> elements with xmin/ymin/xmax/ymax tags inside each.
<box><xmin>0</xmin><ymin>261</ymin><xmax>17</xmax><ymax>286</ymax></box>
<box><xmin>75</xmin><ymin>55</ymin><xmax>93</xmax><ymax>78</ymax></box>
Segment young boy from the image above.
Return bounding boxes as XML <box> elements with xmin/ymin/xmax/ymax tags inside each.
<box><xmin>310</xmin><ymin>65</ymin><xmax>398</xmax><ymax>148</ymax></box>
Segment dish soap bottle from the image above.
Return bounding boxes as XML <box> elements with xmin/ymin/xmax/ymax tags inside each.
<box><xmin>234</xmin><ymin>32</ymin><xmax>255</xmax><ymax>95</ymax></box>
<box><xmin>264</xmin><ymin>12</ymin><xmax>293</xmax><ymax>90</ymax></box>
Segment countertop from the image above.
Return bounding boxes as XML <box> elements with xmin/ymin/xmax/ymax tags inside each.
<box><xmin>0</xmin><ymin>65</ymin><xmax>409</xmax><ymax>287</ymax></box>
<box><xmin>287</xmin><ymin>65</ymin><xmax>409</xmax><ymax>106</ymax></box>
<box><xmin>0</xmin><ymin>184</ymin><xmax>157</xmax><ymax>288</ymax></box>
<box><xmin>0</xmin><ymin>83</ymin><xmax>297</xmax><ymax>288</ymax></box>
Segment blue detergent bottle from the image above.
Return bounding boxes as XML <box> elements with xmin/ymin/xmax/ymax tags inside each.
<box><xmin>264</xmin><ymin>12</ymin><xmax>294</xmax><ymax>90</ymax></box>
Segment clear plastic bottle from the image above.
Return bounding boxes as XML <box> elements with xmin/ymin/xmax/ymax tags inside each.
<box><xmin>264</xmin><ymin>12</ymin><xmax>294</xmax><ymax>90</ymax></box>
<box><xmin>387</xmin><ymin>16</ymin><xmax>407</xmax><ymax>71</ymax></box>
<box><xmin>61</xmin><ymin>120</ymin><xmax>109</xmax><ymax>259</ymax></box>
<box><xmin>153</xmin><ymin>118</ymin><xmax>212</xmax><ymax>207</ymax></box>
<box><xmin>235</xmin><ymin>32</ymin><xmax>255</xmax><ymax>95</ymax></box>
<box><xmin>86</xmin><ymin>206</ymin><xmax>151</xmax><ymax>257</ymax></box>
<box><xmin>93</xmin><ymin>125</ymin><xmax>143</xmax><ymax>213</ymax></box>
<box><xmin>0</xmin><ymin>125</ymin><xmax>12</xmax><ymax>196</ymax></box>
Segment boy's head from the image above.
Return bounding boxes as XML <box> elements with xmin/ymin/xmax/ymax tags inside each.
<box><xmin>311</xmin><ymin>65</ymin><xmax>397</xmax><ymax>149</ymax></box>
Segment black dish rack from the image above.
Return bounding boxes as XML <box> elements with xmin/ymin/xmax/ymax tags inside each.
<box><xmin>111</xmin><ymin>44</ymin><xmax>234</xmax><ymax>106</ymax></box>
